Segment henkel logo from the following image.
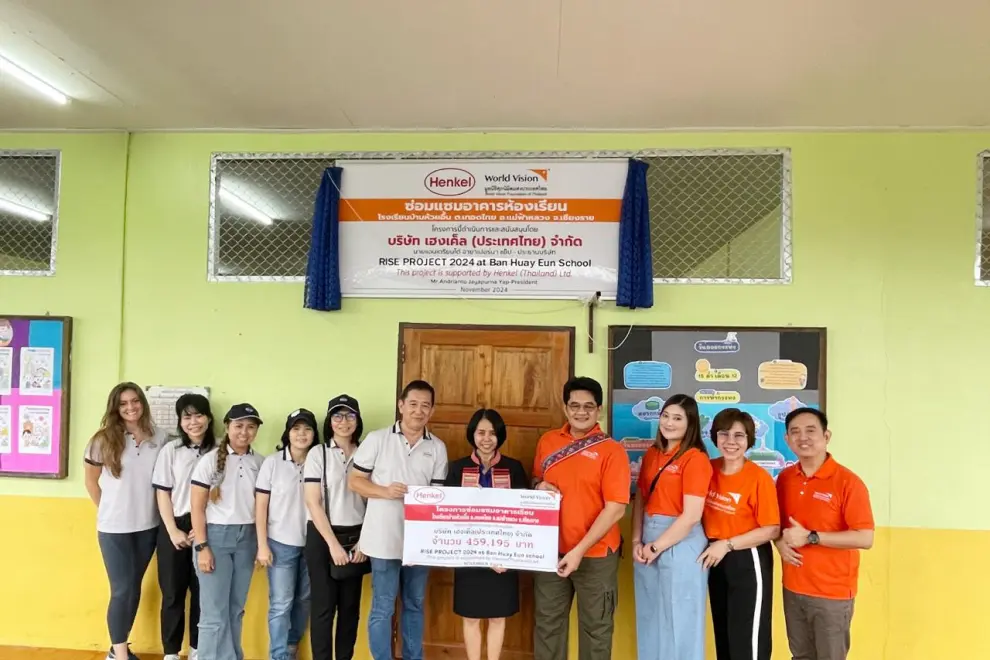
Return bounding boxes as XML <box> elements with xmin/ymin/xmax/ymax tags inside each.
<box><xmin>424</xmin><ymin>168</ymin><xmax>475</xmax><ymax>196</ymax></box>
<box><xmin>413</xmin><ymin>487</ymin><xmax>445</xmax><ymax>504</ymax></box>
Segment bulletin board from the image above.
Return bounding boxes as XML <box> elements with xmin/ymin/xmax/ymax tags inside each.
<box><xmin>608</xmin><ymin>325</ymin><xmax>826</xmax><ymax>489</ymax></box>
<box><xmin>0</xmin><ymin>315</ymin><xmax>73</xmax><ymax>479</ymax></box>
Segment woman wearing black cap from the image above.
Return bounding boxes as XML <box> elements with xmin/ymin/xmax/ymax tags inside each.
<box><xmin>303</xmin><ymin>395</ymin><xmax>369</xmax><ymax>660</ymax></box>
<box><xmin>444</xmin><ymin>408</ymin><xmax>528</xmax><ymax>660</ymax></box>
<box><xmin>255</xmin><ymin>408</ymin><xmax>320</xmax><ymax>660</ymax></box>
<box><xmin>189</xmin><ymin>403</ymin><xmax>265</xmax><ymax>660</ymax></box>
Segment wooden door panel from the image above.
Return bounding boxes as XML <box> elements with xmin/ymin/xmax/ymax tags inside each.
<box><xmin>398</xmin><ymin>324</ymin><xmax>573</xmax><ymax>660</ymax></box>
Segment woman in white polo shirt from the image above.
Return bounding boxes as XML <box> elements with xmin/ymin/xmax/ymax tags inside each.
<box><xmin>190</xmin><ymin>403</ymin><xmax>266</xmax><ymax>660</ymax></box>
<box><xmin>256</xmin><ymin>408</ymin><xmax>320</xmax><ymax>660</ymax></box>
<box><xmin>152</xmin><ymin>393</ymin><xmax>217</xmax><ymax>660</ymax></box>
<box><xmin>303</xmin><ymin>395</ymin><xmax>369</xmax><ymax>660</ymax></box>
<box><xmin>83</xmin><ymin>382</ymin><xmax>168</xmax><ymax>660</ymax></box>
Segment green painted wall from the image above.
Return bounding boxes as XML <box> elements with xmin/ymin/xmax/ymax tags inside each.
<box><xmin>2</xmin><ymin>130</ymin><xmax>989</xmax><ymax>659</ymax></box>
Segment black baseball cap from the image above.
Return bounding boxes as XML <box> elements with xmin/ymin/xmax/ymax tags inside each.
<box><xmin>224</xmin><ymin>403</ymin><xmax>263</xmax><ymax>425</ymax></box>
<box><xmin>327</xmin><ymin>394</ymin><xmax>360</xmax><ymax>414</ymax></box>
<box><xmin>285</xmin><ymin>408</ymin><xmax>318</xmax><ymax>432</ymax></box>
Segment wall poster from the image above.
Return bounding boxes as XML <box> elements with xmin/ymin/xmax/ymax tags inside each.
<box><xmin>608</xmin><ymin>326</ymin><xmax>826</xmax><ymax>491</ymax></box>
<box><xmin>0</xmin><ymin>315</ymin><xmax>73</xmax><ymax>479</ymax></box>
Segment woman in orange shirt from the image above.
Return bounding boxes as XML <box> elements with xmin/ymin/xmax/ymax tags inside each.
<box><xmin>698</xmin><ymin>408</ymin><xmax>780</xmax><ymax>660</ymax></box>
<box><xmin>632</xmin><ymin>394</ymin><xmax>712</xmax><ymax>660</ymax></box>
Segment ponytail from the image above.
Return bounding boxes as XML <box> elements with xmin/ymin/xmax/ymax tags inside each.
<box><xmin>210</xmin><ymin>435</ymin><xmax>230</xmax><ymax>503</ymax></box>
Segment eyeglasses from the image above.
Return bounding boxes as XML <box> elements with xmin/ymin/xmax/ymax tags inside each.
<box><xmin>331</xmin><ymin>412</ymin><xmax>357</xmax><ymax>422</ymax></box>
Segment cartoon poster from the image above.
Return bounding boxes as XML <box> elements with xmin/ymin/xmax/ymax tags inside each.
<box><xmin>0</xmin><ymin>347</ymin><xmax>11</xmax><ymax>395</ymax></box>
<box><xmin>19</xmin><ymin>347</ymin><xmax>54</xmax><ymax>396</ymax></box>
<box><xmin>18</xmin><ymin>405</ymin><xmax>54</xmax><ymax>455</ymax></box>
<box><xmin>610</xmin><ymin>327</ymin><xmax>824</xmax><ymax>482</ymax></box>
<box><xmin>0</xmin><ymin>406</ymin><xmax>11</xmax><ymax>454</ymax></box>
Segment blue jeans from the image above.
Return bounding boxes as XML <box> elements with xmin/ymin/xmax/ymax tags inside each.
<box><xmin>633</xmin><ymin>514</ymin><xmax>709</xmax><ymax>660</ymax></box>
<box><xmin>267</xmin><ymin>539</ymin><xmax>311</xmax><ymax>660</ymax></box>
<box><xmin>194</xmin><ymin>523</ymin><xmax>257</xmax><ymax>660</ymax></box>
<box><xmin>368</xmin><ymin>558</ymin><xmax>430</xmax><ymax>660</ymax></box>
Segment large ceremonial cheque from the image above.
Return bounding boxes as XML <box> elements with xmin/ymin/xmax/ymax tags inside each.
<box><xmin>336</xmin><ymin>159</ymin><xmax>628</xmax><ymax>299</ymax></box>
<box><xmin>401</xmin><ymin>485</ymin><xmax>561</xmax><ymax>572</ymax></box>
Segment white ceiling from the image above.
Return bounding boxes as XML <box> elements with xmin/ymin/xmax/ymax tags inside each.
<box><xmin>1</xmin><ymin>0</ymin><xmax>989</xmax><ymax>131</ymax></box>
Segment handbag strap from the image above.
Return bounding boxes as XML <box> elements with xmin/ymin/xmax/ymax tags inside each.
<box><xmin>322</xmin><ymin>444</ymin><xmax>331</xmax><ymax>523</ymax></box>
<box><xmin>647</xmin><ymin>450</ymin><xmax>679</xmax><ymax>498</ymax></box>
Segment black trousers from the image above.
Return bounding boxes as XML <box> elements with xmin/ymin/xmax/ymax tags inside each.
<box><xmin>304</xmin><ymin>522</ymin><xmax>364</xmax><ymax>660</ymax></box>
<box><xmin>708</xmin><ymin>541</ymin><xmax>774</xmax><ymax>660</ymax></box>
<box><xmin>157</xmin><ymin>514</ymin><xmax>200</xmax><ymax>654</ymax></box>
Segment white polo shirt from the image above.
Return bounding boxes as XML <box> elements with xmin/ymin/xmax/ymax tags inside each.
<box><xmin>191</xmin><ymin>445</ymin><xmax>264</xmax><ymax>526</ymax></box>
<box><xmin>84</xmin><ymin>428</ymin><xmax>167</xmax><ymax>534</ymax></box>
<box><xmin>303</xmin><ymin>440</ymin><xmax>366</xmax><ymax>527</ymax></box>
<box><xmin>256</xmin><ymin>448</ymin><xmax>308</xmax><ymax>547</ymax></box>
<box><xmin>152</xmin><ymin>438</ymin><xmax>206</xmax><ymax>517</ymax></box>
<box><xmin>352</xmin><ymin>422</ymin><xmax>448</xmax><ymax>560</ymax></box>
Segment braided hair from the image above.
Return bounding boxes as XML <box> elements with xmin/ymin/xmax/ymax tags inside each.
<box><xmin>209</xmin><ymin>434</ymin><xmax>230</xmax><ymax>503</ymax></box>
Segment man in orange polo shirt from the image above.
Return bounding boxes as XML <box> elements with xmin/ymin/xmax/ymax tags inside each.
<box><xmin>775</xmin><ymin>407</ymin><xmax>874</xmax><ymax>660</ymax></box>
<box><xmin>532</xmin><ymin>376</ymin><xmax>630</xmax><ymax>660</ymax></box>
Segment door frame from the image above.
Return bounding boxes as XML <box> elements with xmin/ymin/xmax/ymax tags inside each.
<box><xmin>395</xmin><ymin>322</ymin><xmax>577</xmax><ymax>400</ymax></box>
<box><xmin>392</xmin><ymin>321</ymin><xmax>577</xmax><ymax>660</ymax></box>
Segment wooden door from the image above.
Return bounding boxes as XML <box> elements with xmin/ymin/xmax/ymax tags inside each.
<box><xmin>394</xmin><ymin>324</ymin><xmax>574</xmax><ymax>660</ymax></box>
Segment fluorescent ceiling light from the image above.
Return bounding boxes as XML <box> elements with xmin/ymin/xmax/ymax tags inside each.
<box><xmin>219</xmin><ymin>187</ymin><xmax>274</xmax><ymax>225</ymax></box>
<box><xmin>0</xmin><ymin>55</ymin><xmax>69</xmax><ymax>105</ymax></box>
<box><xmin>0</xmin><ymin>196</ymin><xmax>50</xmax><ymax>222</ymax></box>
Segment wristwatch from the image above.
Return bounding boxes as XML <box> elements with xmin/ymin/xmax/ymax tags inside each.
<box><xmin>194</xmin><ymin>541</ymin><xmax>209</xmax><ymax>551</ymax></box>
<box><xmin>725</xmin><ymin>539</ymin><xmax>735</xmax><ymax>551</ymax></box>
<box><xmin>649</xmin><ymin>543</ymin><xmax>658</xmax><ymax>554</ymax></box>
<box><xmin>808</xmin><ymin>531</ymin><xmax>820</xmax><ymax>545</ymax></box>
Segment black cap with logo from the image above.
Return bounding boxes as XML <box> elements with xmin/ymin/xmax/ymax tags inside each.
<box><xmin>224</xmin><ymin>403</ymin><xmax>263</xmax><ymax>425</ymax></box>
<box><xmin>284</xmin><ymin>408</ymin><xmax>319</xmax><ymax>432</ymax></box>
<box><xmin>327</xmin><ymin>394</ymin><xmax>360</xmax><ymax>414</ymax></box>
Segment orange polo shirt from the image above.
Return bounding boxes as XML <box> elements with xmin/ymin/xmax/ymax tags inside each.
<box><xmin>702</xmin><ymin>458</ymin><xmax>780</xmax><ymax>541</ymax></box>
<box><xmin>533</xmin><ymin>424</ymin><xmax>631</xmax><ymax>558</ymax></box>
<box><xmin>776</xmin><ymin>455</ymin><xmax>874</xmax><ymax>600</ymax></box>
<box><xmin>637</xmin><ymin>445</ymin><xmax>713</xmax><ymax>516</ymax></box>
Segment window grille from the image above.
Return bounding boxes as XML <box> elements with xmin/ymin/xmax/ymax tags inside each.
<box><xmin>208</xmin><ymin>154</ymin><xmax>335</xmax><ymax>281</ymax></box>
<box><xmin>0</xmin><ymin>150</ymin><xmax>60</xmax><ymax>276</ymax></box>
<box><xmin>643</xmin><ymin>149</ymin><xmax>790</xmax><ymax>283</ymax></box>
<box><xmin>976</xmin><ymin>152</ymin><xmax>990</xmax><ymax>285</ymax></box>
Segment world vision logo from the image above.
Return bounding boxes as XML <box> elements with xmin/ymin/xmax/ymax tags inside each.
<box><xmin>529</xmin><ymin>169</ymin><xmax>549</xmax><ymax>180</ymax></box>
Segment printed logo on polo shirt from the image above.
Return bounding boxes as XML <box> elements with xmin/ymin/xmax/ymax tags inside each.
<box><xmin>667</xmin><ymin>464</ymin><xmax>681</xmax><ymax>474</ymax></box>
<box><xmin>728</xmin><ymin>492</ymin><xmax>741</xmax><ymax>504</ymax></box>
<box><xmin>813</xmin><ymin>491</ymin><xmax>834</xmax><ymax>503</ymax></box>
<box><xmin>581</xmin><ymin>450</ymin><xmax>599</xmax><ymax>459</ymax></box>
<box><xmin>706</xmin><ymin>489</ymin><xmax>737</xmax><ymax>515</ymax></box>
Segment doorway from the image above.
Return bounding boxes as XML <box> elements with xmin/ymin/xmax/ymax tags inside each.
<box><xmin>392</xmin><ymin>323</ymin><xmax>575</xmax><ymax>660</ymax></box>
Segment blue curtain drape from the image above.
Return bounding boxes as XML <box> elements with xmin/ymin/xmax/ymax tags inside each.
<box><xmin>304</xmin><ymin>166</ymin><xmax>343</xmax><ymax>312</ymax></box>
<box><xmin>616</xmin><ymin>158</ymin><xmax>654</xmax><ymax>309</ymax></box>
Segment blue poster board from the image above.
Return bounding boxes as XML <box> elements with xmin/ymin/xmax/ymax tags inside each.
<box><xmin>608</xmin><ymin>326</ymin><xmax>826</xmax><ymax>491</ymax></box>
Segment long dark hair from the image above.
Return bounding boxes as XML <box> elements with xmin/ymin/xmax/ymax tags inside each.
<box><xmin>656</xmin><ymin>394</ymin><xmax>707</xmax><ymax>458</ymax></box>
<box><xmin>175</xmin><ymin>393</ymin><xmax>216</xmax><ymax>453</ymax></box>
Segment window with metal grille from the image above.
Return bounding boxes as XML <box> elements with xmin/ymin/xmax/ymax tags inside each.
<box><xmin>643</xmin><ymin>149</ymin><xmax>790</xmax><ymax>283</ymax></box>
<box><xmin>977</xmin><ymin>152</ymin><xmax>990</xmax><ymax>285</ymax></box>
<box><xmin>0</xmin><ymin>150</ymin><xmax>60</xmax><ymax>276</ymax></box>
<box><xmin>208</xmin><ymin>154</ymin><xmax>335</xmax><ymax>281</ymax></box>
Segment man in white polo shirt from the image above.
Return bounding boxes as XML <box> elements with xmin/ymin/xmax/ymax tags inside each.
<box><xmin>349</xmin><ymin>380</ymin><xmax>448</xmax><ymax>660</ymax></box>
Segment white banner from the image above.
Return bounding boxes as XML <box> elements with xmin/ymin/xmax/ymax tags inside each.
<box><xmin>402</xmin><ymin>485</ymin><xmax>561</xmax><ymax>572</ymax></box>
<box><xmin>337</xmin><ymin>159</ymin><xmax>627</xmax><ymax>299</ymax></box>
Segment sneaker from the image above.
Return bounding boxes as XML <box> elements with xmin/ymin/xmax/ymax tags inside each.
<box><xmin>164</xmin><ymin>655</ymin><xmax>181</xmax><ymax>660</ymax></box>
<box><xmin>106</xmin><ymin>647</ymin><xmax>140</xmax><ymax>660</ymax></box>
<box><xmin>189</xmin><ymin>649</ymin><xmax>198</xmax><ymax>660</ymax></box>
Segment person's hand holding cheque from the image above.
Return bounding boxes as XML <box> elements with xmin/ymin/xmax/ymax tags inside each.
<box><xmin>386</xmin><ymin>482</ymin><xmax>408</xmax><ymax>499</ymax></box>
